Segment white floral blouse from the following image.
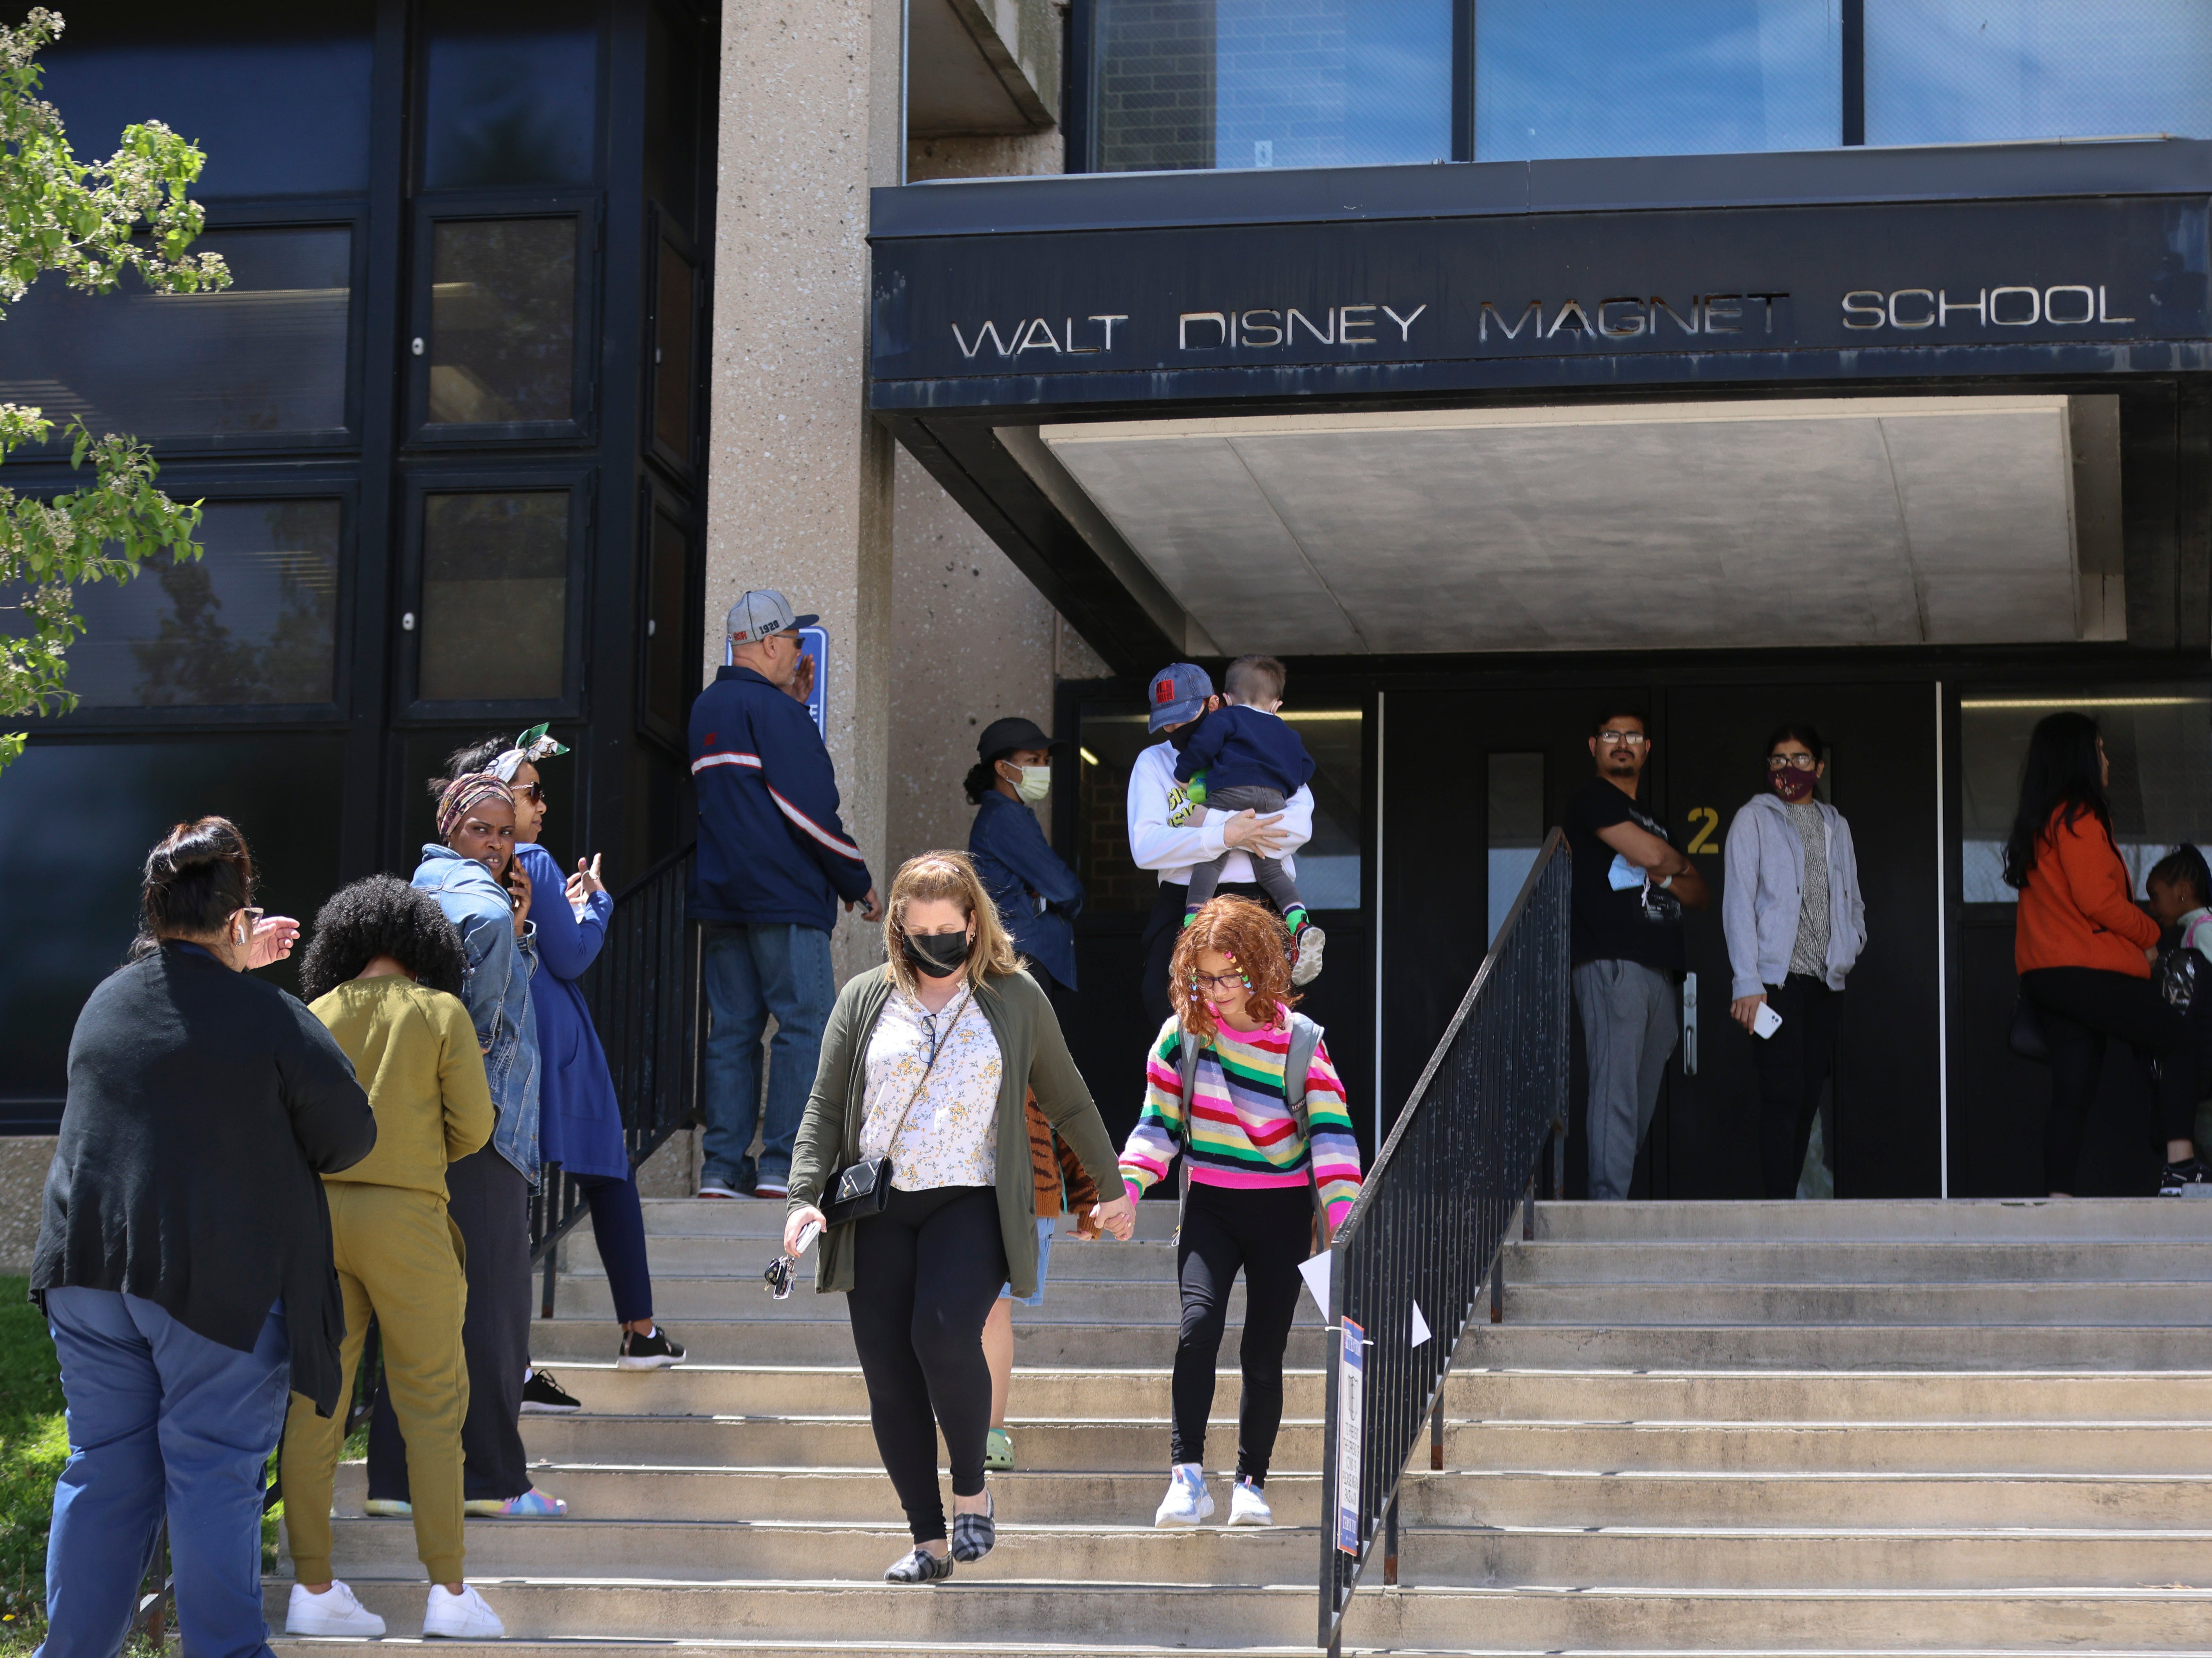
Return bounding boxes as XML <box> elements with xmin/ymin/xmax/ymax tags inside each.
<box><xmin>860</xmin><ymin>984</ymin><xmax>1003</xmax><ymax>1191</ymax></box>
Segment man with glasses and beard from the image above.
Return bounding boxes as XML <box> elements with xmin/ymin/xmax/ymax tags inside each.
<box><xmin>1565</xmin><ymin>708</ymin><xmax>1710</xmax><ymax>1200</ymax></box>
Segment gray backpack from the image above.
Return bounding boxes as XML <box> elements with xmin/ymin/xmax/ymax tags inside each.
<box><xmin>1171</xmin><ymin>1013</ymin><xmax>1328</xmax><ymax>1233</ymax></box>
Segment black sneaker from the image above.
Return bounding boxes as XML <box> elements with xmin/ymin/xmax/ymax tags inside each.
<box><xmin>520</xmin><ymin>1369</ymin><xmax>582</xmax><ymax>1413</ymax></box>
<box><xmin>2159</xmin><ymin>1158</ymin><xmax>2212</xmax><ymax>1197</ymax></box>
<box><xmin>616</xmin><ymin>1326</ymin><xmax>688</xmax><ymax>1370</ymax></box>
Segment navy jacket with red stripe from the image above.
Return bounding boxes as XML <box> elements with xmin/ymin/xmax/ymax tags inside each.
<box><xmin>687</xmin><ymin>665</ymin><xmax>873</xmax><ymax>931</ymax></box>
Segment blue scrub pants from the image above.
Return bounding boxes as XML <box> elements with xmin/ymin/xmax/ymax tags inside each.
<box><xmin>701</xmin><ymin>921</ymin><xmax>833</xmax><ymax>1191</ymax></box>
<box><xmin>38</xmin><ymin>1287</ymin><xmax>290</xmax><ymax>1658</ymax></box>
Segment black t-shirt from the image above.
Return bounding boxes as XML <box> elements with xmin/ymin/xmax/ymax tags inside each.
<box><xmin>1563</xmin><ymin>776</ymin><xmax>1684</xmax><ymax>972</ymax></box>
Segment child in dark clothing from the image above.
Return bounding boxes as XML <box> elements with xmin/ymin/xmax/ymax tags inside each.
<box><xmin>1174</xmin><ymin>654</ymin><xmax>1327</xmax><ymax>983</ymax></box>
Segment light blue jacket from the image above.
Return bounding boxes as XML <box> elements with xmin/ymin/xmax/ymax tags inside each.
<box><xmin>1720</xmin><ymin>793</ymin><xmax>1867</xmax><ymax>999</ymax></box>
<box><xmin>414</xmin><ymin>844</ymin><xmax>540</xmax><ymax>1182</ymax></box>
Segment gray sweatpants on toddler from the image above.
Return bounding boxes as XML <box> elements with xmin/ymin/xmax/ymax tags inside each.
<box><xmin>1184</xmin><ymin>785</ymin><xmax>1307</xmax><ymax>919</ymax></box>
<box><xmin>1573</xmin><ymin>958</ymin><xmax>1679</xmax><ymax>1201</ymax></box>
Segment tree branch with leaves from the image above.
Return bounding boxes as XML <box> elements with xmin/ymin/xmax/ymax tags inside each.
<box><xmin>0</xmin><ymin>7</ymin><xmax>229</xmax><ymax>770</ymax></box>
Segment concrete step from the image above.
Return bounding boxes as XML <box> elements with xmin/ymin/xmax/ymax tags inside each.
<box><xmin>1534</xmin><ymin>1198</ymin><xmax>2212</xmax><ymax>1242</ymax></box>
<box><xmin>549</xmin><ymin>1272</ymin><xmax>1237</xmax><ymax>1324</ymax></box>
<box><xmin>1453</xmin><ymin>1419</ymin><xmax>2212</xmax><ymax>1474</ymax></box>
<box><xmin>635</xmin><ymin>1199</ymin><xmax>1181</xmax><ymax>1242</ymax></box>
<box><xmin>526</xmin><ymin>1319</ymin><xmax>1332</xmax><ymax>1368</ymax></box>
<box><xmin>1502</xmin><ymin>1281</ymin><xmax>2212</xmax><ymax>1326</ymax></box>
<box><xmin>261</xmin><ymin>1577</ymin><xmax>2212</xmax><ymax>1650</ymax></box>
<box><xmin>1501</xmin><ymin>1238</ymin><xmax>2212</xmax><ymax>1284</ymax></box>
<box><xmin>1445</xmin><ymin>1321</ymin><xmax>2212</xmax><ymax>1370</ymax></box>
<box><xmin>565</xmin><ymin>1235</ymin><xmax>1177</xmax><ymax>1280</ymax></box>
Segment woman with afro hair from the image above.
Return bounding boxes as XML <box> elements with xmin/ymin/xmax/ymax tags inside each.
<box><xmin>1117</xmin><ymin>895</ymin><xmax>1363</xmax><ymax>1531</ymax></box>
<box><xmin>278</xmin><ymin>877</ymin><xmax>506</xmax><ymax>1640</ymax></box>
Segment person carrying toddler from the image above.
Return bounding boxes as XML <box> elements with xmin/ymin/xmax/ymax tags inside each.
<box><xmin>1173</xmin><ymin>654</ymin><xmax>1326</xmax><ymax>983</ymax></box>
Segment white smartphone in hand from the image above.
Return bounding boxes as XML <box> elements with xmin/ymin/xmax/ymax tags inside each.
<box><xmin>793</xmin><ymin>1218</ymin><xmax>822</xmax><ymax>1256</ymax></box>
<box><xmin>1753</xmin><ymin>1001</ymin><xmax>1784</xmax><ymax>1040</ymax></box>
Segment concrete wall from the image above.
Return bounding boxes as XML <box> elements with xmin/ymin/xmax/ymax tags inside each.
<box><xmin>0</xmin><ymin>1137</ymin><xmax>52</xmax><ymax>1276</ymax></box>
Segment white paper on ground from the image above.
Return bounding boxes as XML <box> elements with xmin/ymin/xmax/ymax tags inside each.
<box><xmin>1410</xmin><ymin>1299</ymin><xmax>1432</xmax><ymax>1347</ymax></box>
<box><xmin>1298</xmin><ymin>1251</ymin><xmax>1331</xmax><ymax>1318</ymax></box>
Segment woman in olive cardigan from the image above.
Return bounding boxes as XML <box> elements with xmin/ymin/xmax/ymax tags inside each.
<box><xmin>785</xmin><ymin>851</ymin><xmax>1132</xmax><ymax>1583</ymax></box>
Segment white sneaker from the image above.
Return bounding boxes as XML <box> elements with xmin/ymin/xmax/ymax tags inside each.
<box><xmin>422</xmin><ymin>1583</ymin><xmax>505</xmax><ymax>1640</ymax></box>
<box><xmin>1291</xmin><ymin>924</ymin><xmax>1327</xmax><ymax>986</ymax></box>
<box><xmin>286</xmin><ymin>1580</ymin><xmax>387</xmax><ymax>1638</ymax></box>
<box><xmin>1153</xmin><ymin>1463</ymin><xmax>1214</xmax><ymax>1528</ymax></box>
<box><xmin>1227</xmin><ymin>1475</ymin><xmax>1273</xmax><ymax>1526</ymax></box>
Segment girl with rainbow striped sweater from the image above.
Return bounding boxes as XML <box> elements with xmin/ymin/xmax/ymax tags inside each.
<box><xmin>1118</xmin><ymin>895</ymin><xmax>1363</xmax><ymax>1529</ymax></box>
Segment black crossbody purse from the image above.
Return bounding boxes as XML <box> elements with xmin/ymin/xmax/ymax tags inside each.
<box><xmin>823</xmin><ymin>983</ymin><xmax>972</xmax><ymax>1228</ymax></box>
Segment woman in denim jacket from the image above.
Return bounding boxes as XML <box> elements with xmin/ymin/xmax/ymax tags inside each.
<box><xmin>364</xmin><ymin>772</ymin><xmax>569</xmax><ymax>1518</ymax></box>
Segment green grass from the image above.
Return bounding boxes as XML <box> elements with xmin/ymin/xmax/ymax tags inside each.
<box><xmin>0</xmin><ymin>1276</ymin><xmax>66</xmax><ymax>1628</ymax></box>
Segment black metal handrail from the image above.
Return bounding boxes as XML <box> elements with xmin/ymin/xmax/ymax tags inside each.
<box><xmin>1319</xmin><ymin>829</ymin><xmax>1571</xmax><ymax>1652</ymax></box>
<box><xmin>529</xmin><ymin>843</ymin><xmax>704</xmax><ymax>1312</ymax></box>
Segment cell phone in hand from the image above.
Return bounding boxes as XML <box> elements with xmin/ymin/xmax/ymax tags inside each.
<box><xmin>1753</xmin><ymin>1001</ymin><xmax>1784</xmax><ymax>1040</ymax></box>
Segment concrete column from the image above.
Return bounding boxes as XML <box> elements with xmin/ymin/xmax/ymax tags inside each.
<box><xmin>706</xmin><ymin>0</ymin><xmax>905</xmax><ymax>983</ymax></box>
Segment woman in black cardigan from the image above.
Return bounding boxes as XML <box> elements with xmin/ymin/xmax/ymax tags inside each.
<box><xmin>30</xmin><ymin>818</ymin><xmax>375</xmax><ymax>1658</ymax></box>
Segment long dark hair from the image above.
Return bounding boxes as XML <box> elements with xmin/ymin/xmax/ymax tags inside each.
<box><xmin>299</xmin><ymin>876</ymin><xmax>469</xmax><ymax>1001</ymax></box>
<box><xmin>2151</xmin><ymin>844</ymin><xmax>2212</xmax><ymax>910</ymax></box>
<box><xmin>964</xmin><ymin>752</ymin><xmax>1010</xmax><ymax>806</ymax></box>
<box><xmin>424</xmin><ymin>732</ymin><xmax>512</xmax><ymax>800</ymax></box>
<box><xmin>2003</xmin><ymin>711</ymin><xmax>2109</xmax><ymax>889</ymax></box>
<box><xmin>132</xmin><ymin>816</ymin><xmax>256</xmax><ymax>959</ymax></box>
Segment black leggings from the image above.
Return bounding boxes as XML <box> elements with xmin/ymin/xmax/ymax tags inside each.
<box><xmin>845</xmin><ymin>1183</ymin><xmax>1007</xmax><ymax>1544</ymax></box>
<box><xmin>1753</xmin><ymin>975</ymin><xmax>1840</xmax><ymax>1199</ymax></box>
<box><xmin>2023</xmin><ymin>966</ymin><xmax>2201</xmax><ymax>1193</ymax></box>
<box><xmin>1171</xmin><ymin>1182</ymin><xmax>1310</xmax><ymax>1485</ymax></box>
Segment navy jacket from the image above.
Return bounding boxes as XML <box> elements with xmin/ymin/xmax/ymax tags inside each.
<box><xmin>1173</xmin><ymin>704</ymin><xmax>1316</xmax><ymax>797</ymax></box>
<box><xmin>690</xmin><ymin>665</ymin><xmax>873</xmax><ymax>931</ymax></box>
<box><xmin>969</xmin><ymin>791</ymin><xmax>1083</xmax><ymax>991</ymax></box>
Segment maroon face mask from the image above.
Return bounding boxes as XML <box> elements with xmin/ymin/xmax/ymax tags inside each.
<box><xmin>1771</xmin><ymin>766</ymin><xmax>1817</xmax><ymax>803</ymax></box>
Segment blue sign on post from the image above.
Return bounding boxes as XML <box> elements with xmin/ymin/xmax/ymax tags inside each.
<box><xmin>1334</xmin><ymin>1315</ymin><xmax>1364</xmax><ymax>1556</ymax></box>
<box><xmin>725</xmin><ymin>626</ymin><xmax>829</xmax><ymax>741</ymax></box>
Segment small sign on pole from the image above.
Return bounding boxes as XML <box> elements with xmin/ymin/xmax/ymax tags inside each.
<box><xmin>1335</xmin><ymin>1316</ymin><xmax>1364</xmax><ymax>1556</ymax></box>
<box><xmin>796</xmin><ymin>626</ymin><xmax>828</xmax><ymax>738</ymax></box>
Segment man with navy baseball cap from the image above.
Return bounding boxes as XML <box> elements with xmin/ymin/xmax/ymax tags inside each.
<box><xmin>1124</xmin><ymin>663</ymin><xmax>1308</xmax><ymax>1029</ymax></box>
<box><xmin>687</xmin><ymin>590</ymin><xmax>878</xmax><ymax>1201</ymax></box>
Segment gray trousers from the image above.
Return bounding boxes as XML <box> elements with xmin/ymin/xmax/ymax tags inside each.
<box><xmin>1573</xmin><ymin>959</ymin><xmax>1679</xmax><ymax>1201</ymax></box>
<box><xmin>1185</xmin><ymin>785</ymin><xmax>1306</xmax><ymax>917</ymax></box>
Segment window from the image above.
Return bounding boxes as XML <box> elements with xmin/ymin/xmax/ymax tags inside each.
<box><xmin>1093</xmin><ymin>0</ymin><xmax>1451</xmax><ymax>173</ymax></box>
<box><xmin>642</xmin><ymin>504</ymin><xmax>691</xmax><ymax>734</ymax></box>
<box><xmin>418</xmin><ymin>491</ymin><xmax>570</xmax><ymax>702</ymax></box>
<box><xmin>1867</xmin><ymin>1</ymin><xmax>2212</xmax><ymax>146</ymax></box>
<box><xmin>60</xmin><ymin>500</ymin><xmax>342</xmax><ymax>709</ymax></box>
<box><xmin>1475</xmin><ymin>0</ymin><xmax>1840</xmax><ymax>161</ymax></box>
<box><xmin>39</xmin><ymin>1</ymin><xmax>374</xmax><ymax>198</ymax></box>
<box><xmin>1487</xmin><ymin>752</ymin><xmax>1544</xmax><ymax>944</ymax></box>
<box><xmin>1959</xmin><ymin>689</ymin><xmax>2212</xmax><ymax>903</ymax></box>
<box><xmin>652</xmin><ymin>239</ymin><xmax>696</xmax><ymax>462</ymax></box>
<box><xmin>423</xmin><ymin>0</ymin><xmax>600</xmax><ymax>189</ymax></box>
<box><xmin>427</xmin><ymin>219</ymin><xmax>578</xmax><ymax>428</ymax></box>
<box><xmin>645</xmin><ymin>1</ymin><xmax>703</xmax><ymax>234</ymax></box>
<box><xmin>0</xmin><ymin>228</ymin><xmax>351</xmax><ymax>442</ymax></box>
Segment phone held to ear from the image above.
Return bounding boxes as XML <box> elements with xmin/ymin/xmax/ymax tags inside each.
<box><xmin>1753</xmin><ymin>1001</ymin><xmax>1784</xmax><ymax>1040</ymax></box>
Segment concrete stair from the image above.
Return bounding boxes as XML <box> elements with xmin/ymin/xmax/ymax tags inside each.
<box><xmin>267</xmin><ymin>1195</ymin><xmax>2212</xmax><ymax>1655</ymax></box>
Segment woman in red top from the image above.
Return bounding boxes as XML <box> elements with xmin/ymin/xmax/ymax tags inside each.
<box><xmin>2007</xmin><ymin>712</ymin><xmax>2206</xmax><ymax>1196</ymax></box>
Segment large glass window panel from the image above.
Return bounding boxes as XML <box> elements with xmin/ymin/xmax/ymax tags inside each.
<box><xmin>424</xmin><ymin>0</ymin><xmax>600</xmax><ymax>189</ymax></box>
<box><xmin>1487</xmin><ymin>752</ymin><xmax>1545</xmax><ymax>945</ymax></box>
<box><xmin>653</xmin><ymin>241</ymin><xmax>696</xmax><ymax>459</ymax></box>
<box><xmin>1476</xmin><ymin>0</ymin><xmax>1840</xmax><ymax>161</ymax></box>
<box><xmin>645</xmin><ymin>1</ymin><xmax>702</xmax><ymax>233</ymax></box>
<box><xmin>0</xmin><ymin>228</ymin><xmax>350</xmax><ymax>441</ymax></box>
<box><xmin>52</xmin><ymin>501</ymin><xmax>342</xmax><ymax>709</ymax></box>
<box><xmin>643</xmin><ymin>506</ymin><xmax>690</xmax><ymax>732</ymax></box>
<box><xmin>1959</xmin><ymin>689</ymin><xmax>2212</xmax><ymax>903</ymax></box>
<box><xmin>1866</xmin><ymin>2</ymin><xmax>2212</xmax><ymax>146</ymax></box>
<box><xmin>428</xmin><ymin>220</ymin><xmax>576</xmax><ymax>427</ymax></box>
<box><xmin>1094</xmin><ymin>0</ymin><xmax>1451</xmax><ymax>172</ymax></box>
<box><xmin>419</xmin><ymin>492</ymin><xmax>569</xmax><ymax>702</ymax></box>
<box><xmin>39</xmin><ymin>1</ymin><xmax>373</xmax><ymax>198</ymax></box>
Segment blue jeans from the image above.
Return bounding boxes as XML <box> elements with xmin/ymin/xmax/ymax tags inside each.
<box><xmin>701</xmin><ymin>921</ymin><xmax>834</xmax><ymax>1190</ymax></box>
<box><xmin>39</xmin><ymin>1288</ymin><xmax>291</xmax><ymax>1658</ymax></box>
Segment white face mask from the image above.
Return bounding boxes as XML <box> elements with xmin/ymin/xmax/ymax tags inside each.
<box><xmin>1010</xmin><ymin>765</ymin><xmax>1051</xmax><ymax>804</ymax></box>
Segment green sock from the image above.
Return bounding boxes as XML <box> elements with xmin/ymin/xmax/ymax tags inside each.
<box><xmin>1182</xmin><ymin>910</ymin><xmax>1199</xmax><ymax>927</ymax></box>
<box><xmin>1285</xmin><ymin>906</ymin><xmax>1309</xmax><ymax>931</ymax></box>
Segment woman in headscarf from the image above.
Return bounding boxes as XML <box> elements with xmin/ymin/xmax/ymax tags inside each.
<box><xmin>365</xmin><ymin>773</ymin><xmax>568</xmax><ymax>1519</ymax></box>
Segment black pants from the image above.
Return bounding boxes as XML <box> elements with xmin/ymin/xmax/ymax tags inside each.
<box><xmin>845</xmin><ymin>1184</ymin><xmax>1008</xmax><ymax>1544</ymax></box>
<box><xmin>367</xmin><ymin>1145</ymin><xmax>533</xmax><ymax>1503</ymax></box>
<box><xmin>1753</xmin><ymin>974</ymin><xmax>1840</xmax><ymax>1199</ymax></box>
<box><xmin>1171</xmin><ymin>1183</ymin><xmax>1309</xmax><ymax>1485</ymax></box>
<box><xmin>1142</xmin><ymin>879</ymin><xmax>1268</xmax><ymax>1032</ymax></box>
<box><xmin>2023</xmin><ymin>966</ymin><xmax>2201</xmax><ymax>1194</ymax></box>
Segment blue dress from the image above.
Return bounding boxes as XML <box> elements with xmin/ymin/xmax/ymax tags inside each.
<box><xmin>517</xmin><ymin>842</ymin><xmax>626</xmax><ymax>1181</ymax></box>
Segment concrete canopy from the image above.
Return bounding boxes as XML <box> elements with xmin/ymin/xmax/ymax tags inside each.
<box><xmin>1035</xmin><ymin>397</ymin><xmax>2123</xmax><ymax>656</ymax></box>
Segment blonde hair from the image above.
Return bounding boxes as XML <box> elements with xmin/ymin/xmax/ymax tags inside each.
<box><xmin>883</xmin><ymin>850</ymin><xmax>1021</xmax><ymax>994</ymax></box>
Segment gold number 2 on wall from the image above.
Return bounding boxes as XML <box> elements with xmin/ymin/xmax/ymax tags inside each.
<box><xmin>1685</xmin><ymin>806</ymin><xmax>1721</xmax><ymax>854</ymax></box>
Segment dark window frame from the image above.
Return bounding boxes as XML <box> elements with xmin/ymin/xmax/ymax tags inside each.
<box><xmin>397</xmin><ymin>462</ymin><xmax>596</xmax><ymax>724</ymax></box>
<box><xmin>632</xmin><ymin>472</ymin><xmax>700</xmax><ymax>757</ymax></box>
<box><xmin>644</xmin><ymin>207</ymin><xmax>702</xmax><ymax>480</ymax></box>
<box><xmin>413</xmin><ymin>1</ymin><xmax>611</xmax><ymax>195</ymax></box>
<box><xmin>403</xmin><ymin>191</ymin><xmax>602</xmax><ymax>450</ymax></box>
<box><xmin>8</xmin><ymin>470</ymin><xmax>360</xmax><ymax>732</ymax></box>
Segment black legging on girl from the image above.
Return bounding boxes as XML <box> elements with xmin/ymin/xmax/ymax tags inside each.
<box><xmin>1171</xmin><ymin>1181</ymin><xmax>1310</xmax><ymax>1485</ymax></box>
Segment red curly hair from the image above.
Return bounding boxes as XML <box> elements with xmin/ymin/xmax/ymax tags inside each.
<box><xmin>1169</xmin><ymin>895</ymin><xmax>1298</xmax><ymax>1038</ymax></box>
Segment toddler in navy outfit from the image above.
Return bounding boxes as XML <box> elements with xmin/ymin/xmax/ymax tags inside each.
<box><xmin>1173</xmin><ymin>654</ymin><xmax>1327</xmax><ymax>982</ymax></box>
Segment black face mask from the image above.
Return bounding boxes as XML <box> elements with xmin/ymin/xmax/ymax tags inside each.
<box><xmin>902</xmin><ymin>930</ymin><xmax>971</xmax><ymax>979</ymax></box>
<box><xmin>1166</xmin><ymin>722</ymin><xmax>1200</xmax><ymax>753</ymax></box>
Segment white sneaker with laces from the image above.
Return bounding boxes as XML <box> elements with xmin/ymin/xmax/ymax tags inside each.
<box><xmin>422</xmin><ymin>1583</ymin><xmax>505</xmax><ymax>1640</ymax></box>
<box><xmin>1227</xmin><ymin>1475</ymin><xmax>1273</xmax><ymax>1526</ymax></box>
<box><xmin>1153</xmin><ymin>1463</ymin><xmax>1214</xmax><ymax>1528</ymax></box>
<box><xmin>286</xmin><ymin>1580</ymin><xmax>386</xmax><ymax>1637</ymax></box>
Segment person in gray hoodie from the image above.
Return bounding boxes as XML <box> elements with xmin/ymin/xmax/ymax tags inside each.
<box><xmin>1722</xmin><ymin>724</ymin><xmax>1867</xmax><ymax>1198</ymax></box>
